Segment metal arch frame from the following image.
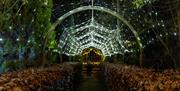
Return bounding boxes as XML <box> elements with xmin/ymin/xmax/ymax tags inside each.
<box><xmin>47</xmin><ymin>6</ymin><xmax>142</xmax><ymax>50</ymax></box>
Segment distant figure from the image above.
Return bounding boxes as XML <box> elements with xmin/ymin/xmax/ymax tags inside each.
<box><xmin>86</xmin><ymin>61</ymin><xmax>93</xmax><ymax>76</ymax></box>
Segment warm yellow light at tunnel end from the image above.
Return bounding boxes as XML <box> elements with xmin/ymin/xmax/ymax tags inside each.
<box><xmin>81</xmin><ymin>47</ymin><xmax>105</xmax><ymax>62</ymax></box>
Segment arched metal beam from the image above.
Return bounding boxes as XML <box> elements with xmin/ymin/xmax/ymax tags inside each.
<box><xmin>47</xmin><ymin>6</ymin><xmax>142</xmax><ymax>50</ymax></box>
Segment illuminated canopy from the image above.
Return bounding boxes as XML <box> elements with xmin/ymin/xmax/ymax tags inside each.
<box><xmin>47</xmin><ymin>6</ymin><xmax>143</xmax><ymax>56</ymax></box>
<box><xmin>58</xmin><ymin>19</ymin><xmax>128</xmax><ymax>56</ymax></box>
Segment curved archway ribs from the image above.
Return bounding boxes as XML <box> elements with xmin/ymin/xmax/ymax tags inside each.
<box><xmin>44</xmin><ymin>6</ymin><xmax>144</xmax><ymax>66</ymax></box>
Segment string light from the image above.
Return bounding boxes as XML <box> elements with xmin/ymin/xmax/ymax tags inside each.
<box><xmin>54</xmin><ymin>0</ymin><xmax>167</xmax><ymax>56</ymax></box>
<box><xmin>0</xmin><ymin>38</ymin><xmax>3</xmax><ymax>42</ymax></box>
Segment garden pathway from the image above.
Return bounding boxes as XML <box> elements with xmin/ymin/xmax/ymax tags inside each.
<box><xmin>75</xmin><ymin>66</ymin><xmax>104</xmax><ymax>91</ymax></box>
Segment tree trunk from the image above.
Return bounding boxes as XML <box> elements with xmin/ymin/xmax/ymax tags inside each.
<box><xmin>177</xmin><ymin>3</ymin><xmax>180</xmax><ymax>67</ymax></box>
<box><xmin>139</xmin><ymin>49</ymin><xmax>143</xmax><ymax>67</ymax></box>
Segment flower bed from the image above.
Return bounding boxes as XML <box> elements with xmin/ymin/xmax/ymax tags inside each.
<box><xmin>0</xmin><ymin>62</ymin><xmax>82</xmax><ymax>91</ymax></box>
<box><xmin>101</xmin><ymin>63</ymin><xmax>180</xmax><ymax>91</ymax></box>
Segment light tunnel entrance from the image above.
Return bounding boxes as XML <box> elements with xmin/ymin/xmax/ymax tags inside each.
<box><xmin>0</xmin><ymin>0</ymin><xmax>179</xmax><ymax>90</ymax></box>
<box><xmin>46</xmin><ymin>5</ymin><xmax>144</xmax><ymax>65</ymax></box>
<box><xmin>81</xmin><ymin>47</ymin><xmax>104</xmax><ymax>65</ymax></box>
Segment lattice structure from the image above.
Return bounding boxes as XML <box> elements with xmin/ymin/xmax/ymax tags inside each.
<box><xmin>58</xmin><ymin>19</ymin><xmax>127</xmax><ymax>56</ymax></box>
<box><xmin>50</xmin><ymin>0</ymin><xmax>177</xmax><ymax>57</ymax></box>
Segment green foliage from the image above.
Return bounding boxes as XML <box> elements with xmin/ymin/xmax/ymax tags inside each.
<box><xmin>32</xmin><ymin>0</ymin><xmax>53</xmax><ymax>44</ymax></box>
<box><xmin>132</xmin><ymin>0</ymin><xmax>145</xmax><ymax>8</ymax></box>
<box><xmin>3</xmin><ymin>39</ymin><xmax>13</xmax><ymax>54</ymax></box>
<box><xmin>45</xmin><ymin>30</ymin><xmax>59</xmax><ymax>65</ymax></box>
<box><xmin>45</xmin><ymin>52</ymin><xmax>59</xmax><ymax>65</ymax></box>
<box><xmin>48</xmin><ymin>31</ymin><xmax>58</xmax><ymax>50</ymax></box>
<box><xmin>28</xmin><ymin>0</ymin><xmax>53</xmax><ymax>53</ymax></box>
<box><xmin>1</xmin><ymin>60</ymin><xmax>23</xmax><ymax>72</ymax></box>
<box><xmin>0</xmin><ymin>0</ymin><xmax>53</xmax><ymax>48</ymax></box>
<box><xmin>0</xmin><ymin>0</ymin><xmax>53</xmax><ymax>69</ymax></box>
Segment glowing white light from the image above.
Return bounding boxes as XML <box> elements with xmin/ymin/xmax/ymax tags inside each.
<box><xmin>166</xmin><ymin>33</ymin><xmax>168</xmax><ymax>36</ymax></box>
<box><xmin>16</xmin><ymin>38</ymin><xmax>19</xmax><ymax>41</ymax></box>
<box><xmin>0</xmin><ymin>38</ymin><xmax>3</xmax><ymax>42</ymax></box>
<box><xmin>32</xmin><ymin>19</ymin><xmax>34</xmax><ymax>22</ymax></box>
<box><xmin>52</xmin><ymin>4</ymin><xmax>165</xmax><ymax>56</ymax></box>
<box><xmin>152</xmin><ymin>25</ymin><xmax>155</xmax><ymax>28</ymax></box>
<box><xmin>44</xmin><ymin>0</ymin><xmax>48</xmax><ymax>5</ymax></box>
<box><xmin>160</xmin><ymin>34</ymin><xmax>163</xmax><ymax>37</ymax></box>
<box><xmin>162</xmin><ymin>24</ymin><xmax>165</xmax><ymax>27</ymax></box>
<box><xmin>9</xmin><ymin>26</ymin><xmax>12</xmax><ymax>30</ymax></box>
<box><xmin>155</xmin><ymin>12</ymin><xmax>158</xmax><ymax>15</ymax></box>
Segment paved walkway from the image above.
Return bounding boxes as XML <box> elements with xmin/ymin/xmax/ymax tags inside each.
<box><xmin>76</xmin><ymin>76</ymin><xmax>103</xmax><ymax>91</ymax></box>
<box><xmin>75</xmin><ymin>66</ymin><xmax>104</xmax><ymax>91</ymax></box>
